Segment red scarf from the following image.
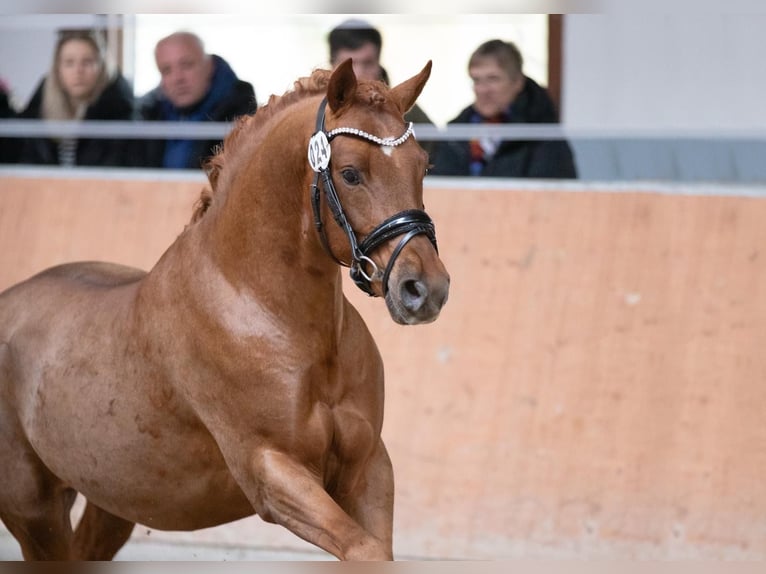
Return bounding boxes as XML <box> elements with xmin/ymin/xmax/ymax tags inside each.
<box><xmin>469</xmin><ymin>114</ymin><xmax>504</xmax><ymax>175</ymax></box>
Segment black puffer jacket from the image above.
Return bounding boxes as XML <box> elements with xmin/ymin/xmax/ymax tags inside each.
<box><xmin>0</xmin><ymin>87</ymin><xmax>16</xmax><ymax>163</ymax></box>
<box><xmin>430</xmin><ymin>76</ymin><xmax>577</xmax><ymax>178</ymax></box>
<box><xmin>15</xmin><ymin>74</ymin><xmax>136</xmax><ymax>166</ymax></box>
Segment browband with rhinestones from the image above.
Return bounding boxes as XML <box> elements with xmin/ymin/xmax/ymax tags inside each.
<box><xmin>326</xmin><ymin>122</ymin><xmax>415</xmax><ymax>147</ymax></box>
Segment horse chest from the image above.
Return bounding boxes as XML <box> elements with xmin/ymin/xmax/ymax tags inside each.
<box><xmin>330</xmin><ymin>405</ymin><xmax>377</xmax><ymax>460</ymax></box>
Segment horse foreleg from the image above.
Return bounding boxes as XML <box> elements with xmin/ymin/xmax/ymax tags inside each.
<box><xmin>0</xmin><ymin>486</ymin><xmax>77</xmax><ymax>560</ymax></box>
<box><xmin>71</xmin><ymin>500</ymin><xmax>135</xmax><ymax>560</ymax></box>
<box><xmin>242</xmin><ymin>448</ymin><xmax>392</xmax><ymax>560</ymax></box>
<box><xmin>335</xmin><ymin>439</ymin><xmax>394</xmax><ymax>553</ymax></box>
<box><xmin>0</xmin><ymin>384</ymin><xmax>76</xmax><ymax>560</ymax></box>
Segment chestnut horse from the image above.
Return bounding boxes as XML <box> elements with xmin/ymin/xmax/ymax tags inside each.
<box><xmin>0</xmin><ymin>60</ymin><xmax>449</xmax><ymax>561</ymax></box>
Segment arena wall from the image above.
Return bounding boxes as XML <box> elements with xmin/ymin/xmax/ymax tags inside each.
<box><xmin>1</xmin><ymin>171</ymin><xmax>765</xmax><ymax>559</ymax></box>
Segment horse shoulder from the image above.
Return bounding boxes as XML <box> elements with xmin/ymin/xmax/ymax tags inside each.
<box><xmin>339</xmin><ymin>298</ymin><xmax>383</xmax><ymax>374</ymax></box>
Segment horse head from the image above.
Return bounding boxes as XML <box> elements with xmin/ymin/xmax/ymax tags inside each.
<box><xmin>310</xmin><ymin>59</ymin><xmax>450</xmax><ymax>325</ymax></box>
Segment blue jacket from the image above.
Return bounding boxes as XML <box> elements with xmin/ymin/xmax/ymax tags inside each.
<box><xmin>137</xmin><ymin>55</ymin><xmax>257</xmax><ymax>169</ymax></box>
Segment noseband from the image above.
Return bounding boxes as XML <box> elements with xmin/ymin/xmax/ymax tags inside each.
<box><xmin>309</xmin><ymin>98</ymin><xmax>438</xmax><ymax>297</ymax></box>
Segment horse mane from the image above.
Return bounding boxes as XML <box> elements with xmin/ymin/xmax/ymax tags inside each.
<box><xmin>189</xmin><ymin>68</ymin><xmax>390</xmax><ymax>225</ymax></box>
<box><xmin>190</xmin><ymin>69</ymin><xmax>331</xmax><ymax>224</ymax></box>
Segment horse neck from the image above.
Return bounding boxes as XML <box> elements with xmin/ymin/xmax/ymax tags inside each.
<box><xmin>191</xmin><ymin>97</ymin><xmax>340</xmax><ymax>306</ymax></box>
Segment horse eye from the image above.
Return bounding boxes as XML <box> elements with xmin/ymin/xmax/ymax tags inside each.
<box><xmin>341</xmin><ymin>168</ymin><xmax>361</xmax><ymax>186</ymax></box>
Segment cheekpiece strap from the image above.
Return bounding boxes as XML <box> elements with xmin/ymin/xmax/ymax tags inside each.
<box><xmin>308</xmin><ymin>97</ymin><xmax>435</xmax><ymax>298</ymax></box>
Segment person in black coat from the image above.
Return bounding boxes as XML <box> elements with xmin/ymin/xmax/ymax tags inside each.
<box><xmin>136</xmin><ymin>31</ymin><xmax>257</xmax><ymax>170</ymax></box>
<box><xmin>430</xmin><ymin>39</ymin><xmax>577</xmax><ymax>179</ymax></box>
<box><xmin>0</xmin><ymin>78</ymin><xmax>16</xmax><ymax>163</ymax></box>
<box><xmin>15</xmin><ymin>29</ymin><xmax>135</xmax><ymax>167</ymax></box>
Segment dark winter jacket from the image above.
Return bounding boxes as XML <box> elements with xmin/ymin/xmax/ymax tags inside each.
<box><xmin>14</xmin><ymin>74</ymin><xmax>136</xmax><ymax>166</ymax></box>
<box><xmin>430</xmin><ymin>76</ymin><xmax>577</xmax><ymax>178</ymax></box>
<box><xmin>136</xmin><ymin>55</ymin><xmax>257</xmax><ymax>169</ymax></box>
<box><xmin>0</xmin><ymin>85</ymin><xmax>16</xmax><ymax>163</ymax></box>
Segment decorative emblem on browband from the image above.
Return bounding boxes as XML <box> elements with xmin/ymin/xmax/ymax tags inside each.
<box><xmin>308</xmin><ymin>98</ymin><xmax>437</xmax><ymax>298</ymax></box>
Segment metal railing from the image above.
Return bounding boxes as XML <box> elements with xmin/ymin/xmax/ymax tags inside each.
<box><xmin>3</xmin><ymin>119</ymin><xmax>766</xmax><ymax>142</ymax></box>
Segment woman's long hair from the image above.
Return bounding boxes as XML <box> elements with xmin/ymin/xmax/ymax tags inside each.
<box><xmin>41</xmin><ymin>30</ymin><xmax>111</xmax><ymax>121</ymax></box>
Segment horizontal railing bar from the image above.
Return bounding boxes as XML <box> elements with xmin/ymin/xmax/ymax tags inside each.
<box><xmin>2</xmin><ymin>119</ymin><xmax>766</xmax><ymax>141</ymax></box>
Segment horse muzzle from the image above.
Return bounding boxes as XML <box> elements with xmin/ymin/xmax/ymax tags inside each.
<box><xmin>384</xmin><ymin>251</ymin><xmax>450</xmax><ymax>325</ymax></box>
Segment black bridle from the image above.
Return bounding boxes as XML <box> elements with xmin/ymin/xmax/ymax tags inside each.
<box><xmin>309</xmin><ymin>98</ymin><xmax>438</xmax><ymax>297</ymax></box>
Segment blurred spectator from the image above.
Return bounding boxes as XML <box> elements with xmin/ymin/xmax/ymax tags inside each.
<box><xmin>136</xmin><ymin>31</ymin><xmax>257</xmax><ymax>169</ymax></box>
<box><xmin>13</xmin><ymin>29</ymin><xmax>135</xmax><ymax>166</ymax></box>
<box><xmin>328</xmin><ymin>19</ymin><xmax>434</xmax><ymax>153</ymax></box>
<box><xmin>430</xmin><ymin>39</ymin><xmax>577</xmax><ymax>178</ymax></box>
<box><xmin>0</xmin><ymin>77</ymin><xmax>16</xmax><ymax>163</ymax></box>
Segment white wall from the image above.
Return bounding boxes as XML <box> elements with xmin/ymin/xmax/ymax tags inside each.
<box><xmin>562</xmin><ymin>13</ymin><xmax>766</xmax><ymax>129</ymax></box>
<box><xmin>0</xmin><ymin>19</ymin><xmax>58</xmax><ymax>109</ymax></box>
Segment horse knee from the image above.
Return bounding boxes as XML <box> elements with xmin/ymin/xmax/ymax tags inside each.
<box><xmin>0</xmin><ymin>482</ymin><xmax>77</xmax><ymax>560</ymax></box>
<box><xmin>1</xmin><ymin>512</ymin><xmax>74</xmax><ymax>560</ymax></box>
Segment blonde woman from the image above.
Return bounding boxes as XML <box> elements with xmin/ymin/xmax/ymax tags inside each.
<box><xmin>17</xmin><ymin>29</ymin><xmax>135</xmax><ymax>166</ymax></box>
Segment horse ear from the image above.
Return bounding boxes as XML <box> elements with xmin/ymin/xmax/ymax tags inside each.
<box><xmin>389</xmin><ymin>60</ymin><xmax>432</xmax><ymax>115</ymax></box>
<box><xmin>327</xmin><ymin>58</ymin><xmax>357</xmax><ymax>114</ymax></box>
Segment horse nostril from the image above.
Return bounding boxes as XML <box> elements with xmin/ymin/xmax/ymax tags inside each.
<box><xmin>400</xmin><ymin>279</ymin><xmax>428</xmax><ymax>313</ymax></box>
